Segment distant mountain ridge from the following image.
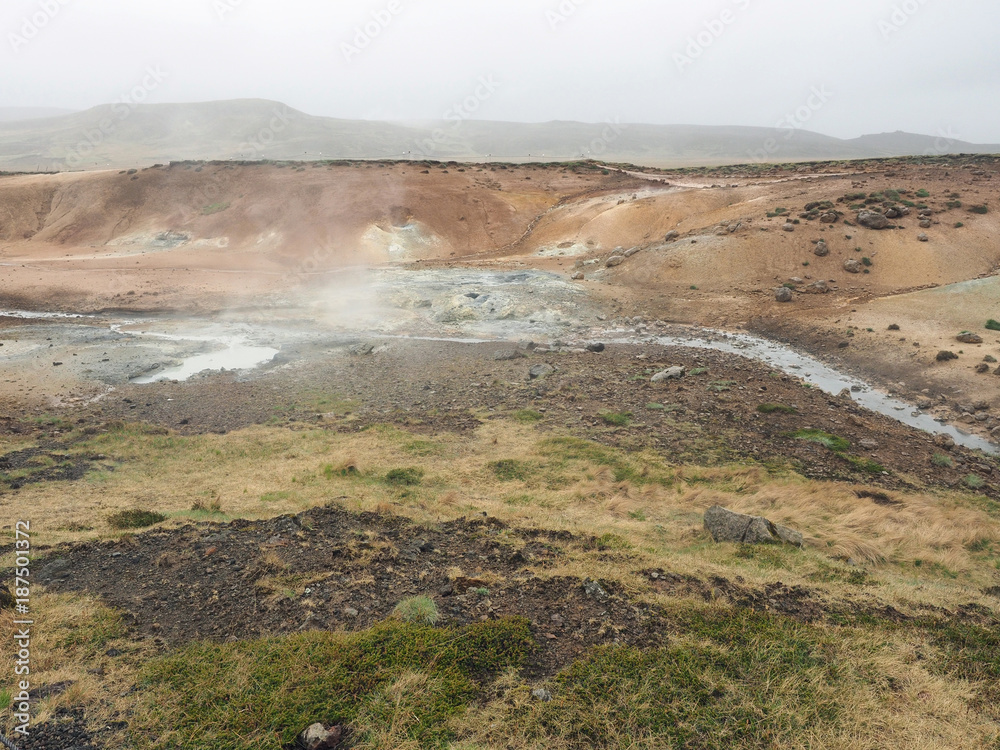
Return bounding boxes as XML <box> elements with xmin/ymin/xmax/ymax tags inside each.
<box><xmin>0</xmin><ymin>99</ymin><xmax>996</xmax><ymax>172</ymax></box>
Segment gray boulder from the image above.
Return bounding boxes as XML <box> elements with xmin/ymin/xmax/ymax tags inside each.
<box><xmin>529</xmin><ymin>364</ymin><xmax>556</xmax><ymax>380</ymax></box>
<box><xmin>957</xmin><ymin>332</ymin><xmax>984</xmax><ymax>344</ymax></box>
<box><xmin>494</xmin><ymin>350</ymin><xmax>527</xmax><ymax>361</ymax></box>
<box><xmin>296</xmin><ymin>723</ymin><xmax>344</xmax><ymax>750</ymax></box>
<box><xmin>606</xmin><ymin>255</ymin><xmax>625</xmax><ymax>267</ymax></box>
<box><xmin>843</xmin><ymin>258</ymin><xmax>863</xmax><ymax>274</ymax></box>
<box><xmin>664</xmin><ymin>230</ymin><xmax>680</xmax><ymax>242</ymax></box>
<box><xmin>813</xmin><ymin>240</ymin><xmax>829</xmax><ymax>257</ymax></box>
<box><xmin>775</xmin><ymin>286</ymin><xmax>793</xmax><ymax>303</ymax></box>
<box><xmin>651</xmin><ymin>366</ymin><xmax>685</xmax><ymax>382</ymax></box>
<box><xmin>917</xmin><ymin>233</ymin><xmax>929</xmax><ymax>242</ymax></box>
<box><xmin>857</xmin><ymin>210</ymin><xmax>889</xmax><ymax>229</ymax></box>
<box><xmin>806</xmin><ymin>280</ymin><xmax>830</xmax><ymax>294</ymax></box>
<box><xmin>704</xmin><ymin>505</ymin><xmax>803</xmax><ymax>547</ymax></box>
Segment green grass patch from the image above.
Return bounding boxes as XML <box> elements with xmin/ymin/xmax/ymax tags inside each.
<box><xmin>511</xmin><ymin>409</ymin><xmax>545</xmax><ymax>423</ymax></box>
<box><xmin>489</xmin><ymin>459</ymin><xmax>532</xmax><ymax>482</ymax></box>
<box><xmin>969</xmin><ymin>205</ymin><xmax>989</xmax><ymax>215</ymax></box>
<box><xmin>540</xmin><ymin>436</ymin><xmax>673</xmax><ymax>487</ymax></box>
<box><xmin>599</xmin><ymin>411</ymin><xmax>632</xmax><ymax>427</ymax></box>
<box><xmin>688</xmin><ymin>367</ymin><xmax>710</xmax><ymax>376</ymax></box>
<box><xmin>790</xmin><ymin>429</ymin><xmax>850</xmax><ymax>453</ymax></box>
<box><xmin>465</xmin><ymin>606</ymin><xmax>848</xmax><ymax>749</ymax></box>
<box><xmin>842</xmin><ymin>455</ymin><xmax>886</xmax><ymax>475</ymax></box>
<box><xmin>135</xmin><ymin>618</ymin><xmax>533</xmax><ymax>750</ymax></box>
<box><xmin>966</xmin><ymin>474</ymin><xmax>986</xmax><ymax>490</ymax></box>
<box><xmin>393</xmin><ymin>596</ymin><xmax>439</xmax><ymax>625</ymax></box>
<box><xmin>384</xmin><ymin>467</ymin><xmax>425</xmax><ymax>486</ymax></box>
<box><xmin>106</xmin><ymin>509</ymin><xmax>168</xmax><ymax>529</ymax></box>
<box><xmin>201</xmin><ymin>202</ymin><xmax>230</xmax><ymax>215</ymax></box>
<box><xmin>986</xmin><ymin>319</ymin><xmax>1000</xmax><ymax>332</ymax></box>
<box><xmin>932</xmin><ymin>453</ymin><xmax>954</xmax><ymax>468</ymax></box>
<box><xmin>757</xmin><ymin>403</ymin><xmax>797</xmax><ymax>415</ymax></box>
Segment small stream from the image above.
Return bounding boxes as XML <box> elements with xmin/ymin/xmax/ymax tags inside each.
<box><xmin>604</xmin><ymin>328</ymin><xmax>997</xmax><ymax>455</ymax></box>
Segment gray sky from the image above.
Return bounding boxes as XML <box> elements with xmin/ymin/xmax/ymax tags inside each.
<box><xmin>3</xmin><ymin>0</ymin><xmax>999</xmax><ymax>142</ymax></box>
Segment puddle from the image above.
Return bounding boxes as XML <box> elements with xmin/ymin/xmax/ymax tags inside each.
<box><xmin>607</xmin><ymin>328</ymin><xmax>997</xmax><ymax>455</ymax></box>
<box><xmin>130</xmin><ymin>338</ymin><xmax>279</xmax><ymax>383</ymax></box>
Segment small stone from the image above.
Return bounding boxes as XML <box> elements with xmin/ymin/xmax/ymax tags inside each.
<box><xmin>976</xmin><ymin>363</ymin><xmax>991</xmax><ymax>374</ymax></box>
<box><xmin>782</xmin><ymin>223</ymin><xmax>795</xmax><ymax>232</ymax></box>
<box><xmin>571</xmin><ymin>271</ymin><xmax>584</xmax><ymax>281</ymax></box>
<box><xmin>605</xmin><ymin>255</ymin><xmax>625</xmax><ymax>267</ymax></box>
<box><xmin>843</xmin><ymin>258</ymin><xmax>863</xmax><ymax>274</ymax></box>
<box><xmin>813</xmin><ymin>240</ymin><xmax>829</xmax><ymax>257</ymax></box>
<box><xmin>586</xmin><ymin>343</ymin><xmax>606</xmax><ymax>353</ymax></box>
<box><xmin>343</xmin><ymin>607</ymin><xmax>359</xmax><ymax>618</ymax></box>
<box><xmin>583</xmin><ymin>580</ymin><xmax>608</xmax><ymax>599</ymax></box>
<box><xmin>624</xmin><ymin>247</ymin><xmax>641</xmax><ymax>257</ymax></box>
<box><xmin>934</xmin><ymin>434</ymin><xmax>956</xmax><ymax>451</ymax></box>
<box><xmin>888</xmin><ymin>324</ymin><xmax>900</xmax><ymax>331</ymax></box>
<box><xmin>857</xmin><ymin>210</ymin><xmax>889</xmax><ymax>229</ymax></box>
<box><xmin>775</xmin><ymin>286</ymin><xmax>793</xmax><ymax>303</ymax></box>
<box><xmin>917</xmin><ymin>233</ymin><xmax>929</xmax><ymax>242</ymax></box>
<box><xmin>860</xmin><ymin>439</ymin><xmax>879</xmax><ymax>450</ymax></box>
<box><xmin>532</xmin><ymin>688</ymin><xmax>553</xmax><ymax>702</ymax></box>
<box><xmin>494</xmin><ymin>349</ymin><xmax>527</xmax><ymax>361</ymax></box>
<box><xmin>957</xmin><ymin>332</ymin><xmax>984</xmax><ymax>344</ymax></box>
<box><xmin>664</xmin><ymin>230</ymin><xmax>680</xmax><ymax>242</ymax></box>
<box><xmin>936</xmin><ymin>350</ymin><xmax>958</xmax><ymax>362</ymax></box>
<box><xmin>651</xmin><ymin>366</ymin><xmax>685</xmax><ymax>382</ymax></box>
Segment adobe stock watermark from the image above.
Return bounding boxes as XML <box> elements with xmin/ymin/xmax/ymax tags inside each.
<box><xmin>341</xmin><ymin>1</ymin><xmax>403</xmax><ymax>64</ymax></box>
<box><xmin>579</xmin><ymin>117</ymin><xmax>627</xmax><ymax>158</ymax></box>
<box><xmin>214</xmin><ymin>0</ymin><xmax>248</xmax><ymax>22</ymax></box>
<box><xmin>923</xmin><ymin>126</ymin><xmax>961</xmax><ymax>156</ymax></box>
<box><xmin>8</xmin><ymin>0</ymin><xmax>73</xmax><ymax>54</ymax></box>
<box><xmin>235</xmin><ymin>105</ymin><xmax>295</xmax><ymax>159</ymax></box>
<box><xmin>674</xmin><ymin>0</ymin><xmax>755</xmax><ymax>72</ymax></box>
<box><xmin>746</xmin><ymin>85</ymin><xmax>834</xmax><ymax>163</ymax></box>
<box><xmin>546</xmin><ymin>0</ymin><xmax>587</xmax><ymax>31</ymax></box>
<box><xmin>413</xmin><ymin>75</ymin><xmax>500</xmax><ymax>158</ymax></box>
<box><xmin>62</xmin><ymin>66</ymin><xmax>169</xmax><ymax>169</ymax></box>
<box><xmin>878</xmin><ymin>0</ymin><xmax>931</xmax><ymax>40</ymax></box>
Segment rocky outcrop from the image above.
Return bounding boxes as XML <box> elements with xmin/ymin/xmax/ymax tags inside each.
<box><xmin>704</xmin><ymin>506</ymin><xmax>803</xmax><ymax>547</ymax></box>
<box><xmin>857</xmin><ymin>210</ymin><xmax>889</xmax><ymax>229</ymax></box>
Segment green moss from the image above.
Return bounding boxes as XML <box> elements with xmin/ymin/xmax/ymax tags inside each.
<box><xmin>790</xmin><ymin>429</ymin><xmax>850</xmax><ymax>453</ymax></box>
<box><xmin>511</xmin><ymin>409</ymin><xmax>545</xmax><ymax>423</ymax></box>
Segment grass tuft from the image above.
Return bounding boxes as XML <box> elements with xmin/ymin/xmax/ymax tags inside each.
<box><xmin>107</xmin><ymin>509</ymin><xmax>167</xmax><ymax>529</ymax></box>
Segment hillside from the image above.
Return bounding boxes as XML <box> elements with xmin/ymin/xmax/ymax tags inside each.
<box><xmin>1</xmin><ymin>99</ymin><xmax>998</xmax><ymax>172</ymax></box>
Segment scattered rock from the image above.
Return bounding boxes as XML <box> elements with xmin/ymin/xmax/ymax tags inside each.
<box><xmin>843</xmin><ymin>259</ymin><xmax>863</xmax><ymax>274</ymax></box>
<box><xmin>494</xmin><ymin>350</ymin><xmax>527</xmax><ymax>361</ymax></box>
<box><xmin>916</xmin><ymin>398</ymin><xmax>934</xmax><ymax>410</ymax></box>
<box><xmin>532</xmin><ymin>688</ymin><xmax>553</xmax><ymax>702</ymax></box>
<box><xmin>529</xmin><ymin>364</ymin><xmax>556</xmax><ymax>380</ymax></box>
<box><xmin>585</xmin><ymin>343</ymin><xmax>606</xmax><ymax>353</ymax></box>
<box><xmin>806</xmin><ymin>280</ymin><xmax>830</xmax><ymax>294</ymax></box>
<box><xmin>296</xmin><ymin>722</ymin><xmax>345</xmax><ymax>750</ymax></box>
<box><xmin>917</xmin><ymin>233</ymin><xmax>929</xmax><ymax>242</ymax></box>
<box><xmin>857</xmin><ymin>210</ymin><xmax>889</xmax><ymax>229</ymax></box>
<box><xmin>936</xmin><ymin>350</ymin><xmax>959</xmax><ymax>362</ymax></box>
<box><xmin>349</xmin><ymin>342</ymin><xmax>379</xmax><ymax>356</ymax></box>
<box><xmin>571</xmin><ymin>271</ymin><xmax>584</xmax><ymax>281</ymax></box>
<box><xmin>819</xmin><ymin>212</ymin><xmax>838</xmax><ymax>224</ymax></box>
<box><xmin>343</xmin><ymin>607</ymin><xmax>359</xmax><ymax>618</ymax></box>
<box><xmin>651</xmin><ymin>366</ymin><xmax>685</xmax><ymax>382</ymax></box>
<box><xmin>623</xmin><ymin>247</ymin><xmax>641</xmax><ymax>258</ymax></box>
<box><xmin>664</xmin><ymin>230</ymin><xmax>680</xmax><ymax>242</ymax></box>
<box><xmin>976</xmin><ymin>363</ymin><xmax>991</xmax><ymax>374</ymax></box>
<box><xmin>813</xmin><ymin>240</ymin><xmax>829</xmax><ymax>257</ymax></box>
<box><xmin>934</xmin><ymin>434</ymin><xmax>956</xmax><ymax>451</ymax></box>
<box><xmin>605</xmin><ymin>255</ymin><xmax>625</xmax><ymax>268</ymax></box>
<box><xmin>775</xmin><ymin>286</ymin><xmax>793</xmax><ymax>303</ymax></box>
<box><xmin>919</xmin><ymin>219</ymin><xmax>933</xmax><ymax>229</ymax></box>
<box><xmin>703</xmin><ymin>506</ymin><xmax>803</xmax><ymax>548</ymax></box>
<box><xmin>957</xmin><ymin>332</ymin><xmax>984</xmax><ymax>344</ymax></box>
<box><xmin>985</xmin><ymin>355</ymin><xmax>998</xmax><ymax>363</ymax></box>
<box><xmin>888</xmin><ymin>324</ymin><xmax>900</xmax><ymax>331</ymax></box>
<box><xmin>583</xmin><ymin>580</ymin><xmax>608</xmax><ymax>599</ymax></box>
<box><xmin>782</xmin><ymin>223</ymin><xmax>795</xmax><ymax>232</ymax></box>
<box><xmin>860</xmin><ymin>439</ymin><xmax>879</xmax><ymax>450</ymax></box>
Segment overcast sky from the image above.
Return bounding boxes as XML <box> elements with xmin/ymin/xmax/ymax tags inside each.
<box><xmin>3</xmin><ymin>0</ymin><xmax>999</xmax><ymax>142</ymax></box>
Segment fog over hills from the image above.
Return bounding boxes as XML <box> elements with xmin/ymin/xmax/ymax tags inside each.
<box><xmin>1</xmin><ymin>99</ymin><xmax>997</xmax><ymax>172</ymax></box>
